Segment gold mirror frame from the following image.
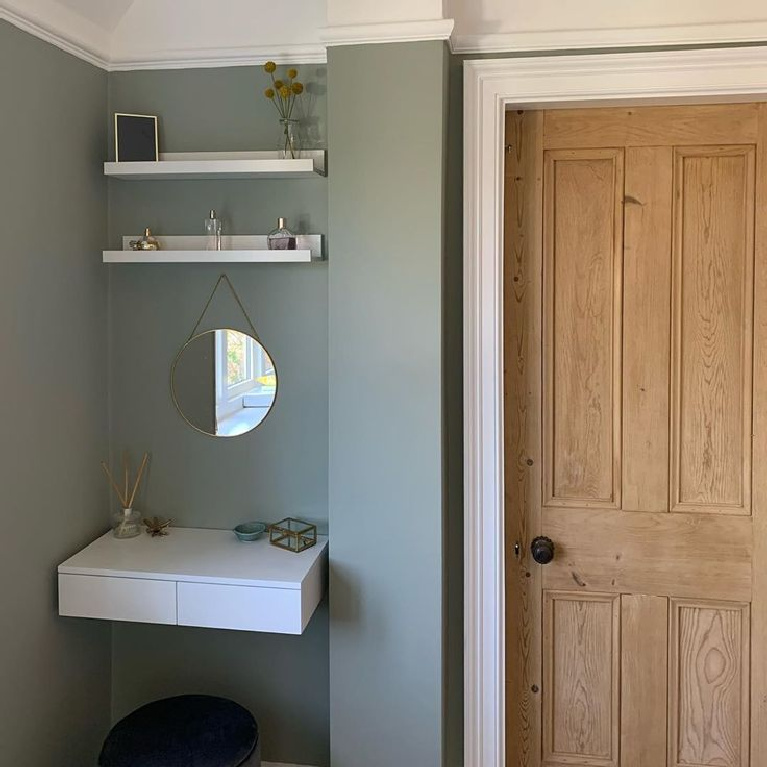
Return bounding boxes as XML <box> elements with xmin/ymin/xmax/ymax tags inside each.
<box><xmin>170</xmin><ymin>275</ymin><xmax>279</xmax><ymax>438</ymax></box>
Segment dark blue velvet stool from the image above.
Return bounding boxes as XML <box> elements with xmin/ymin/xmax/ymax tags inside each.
<box><xmin>98</xmin><ymin>695</ymin><xmax>260</xmax><ymax>767</ymax></box>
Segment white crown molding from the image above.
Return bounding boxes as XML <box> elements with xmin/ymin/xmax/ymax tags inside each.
<box><xmin>3</xmin><ymin>2</ymin><xmax>457</xmax><ymax>71</ymax></box>
<box><xmin>1</xmin><ymin>1</ymin><xmax>326</xmax><ymax>70</ymax></box>
<box><xmin>0</xmin><ymin>2</ymin><xmax>109</xmax><ymax>68</ymax></box>
<box><xmin>109</xmin><ymin>44</ymin><xmax>327</xmax><ymax>71</ymax></box>
<box><xmin>453</xmin><ymin>19</ymin><xmax>767</xmax><ymax>54</ymax></box>
<box><xmin>463</xmin><ymin>45</ymin><xmax>767</xmax><ymax>767</ymax></box>
<box><xmin>323</xmin><ymin>17</ymin><xmax>454</xmax><ymax>47</ymax></box>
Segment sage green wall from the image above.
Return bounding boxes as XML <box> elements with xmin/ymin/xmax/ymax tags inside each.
<box><xmin>107</xmin><ymin>66</ymin><xmax>330</xmax><ymax>766</ymax></box>
<box><xmin>327</xmin><ymin>42</ymin><xmax>450</xmax><ymax>767</ymax></box>
<box><xmin>0</xmin><ymin>20</ymin><xmax>112</xmax><ymax>766</ymax></box>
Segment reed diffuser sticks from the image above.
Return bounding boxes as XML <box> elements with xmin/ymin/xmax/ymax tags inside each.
<box><xmin>102</xmin><ymin>452</ymin><xmax>149</xmax><ymax>539</ymax></box>
<box><xmin>102</xmin><ymin>452</ymin><xmax>149</xmax><ymax>509</ymax></box>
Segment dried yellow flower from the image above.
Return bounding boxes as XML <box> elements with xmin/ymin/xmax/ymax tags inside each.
<box><xmin>291</xmin><ymin>82</ymin><xmax>304</xmax><ymax>95</ymax></box>
<box><xmin>274</xmin><ymin>79</ymin><xmax>284</xmax><ymax>90</ymax></box>
<box><xmin>287</xmin><ymin>68</ymin><xmax>298</xmax><ymax>79</ymax></box>
<box><xmin>264</xmin><ymin>88</ymin><xmax>275</xmax><ymax>99</ymax></box>
<box><xmin>279</xmin><ymin>85</ymin><xmax>291</xmax><ymax>99</ymax></box>
<box><xmin>264</xmin><ymin>61</ymin><xmax>277</xmax><ymax>73</ymax></box>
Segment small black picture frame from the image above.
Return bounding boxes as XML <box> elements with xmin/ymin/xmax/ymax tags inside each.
<box><xmin>115</xmin><ymin>113</ymin><xmax>159</xmax><ymax>163</ymax></box>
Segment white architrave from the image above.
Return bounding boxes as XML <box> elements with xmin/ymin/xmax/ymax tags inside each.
<box><xmin>452</xmin><ymin>20</ymin><xmax>767</xmax><ymax>55</ymax></box>
<box><xmin>463</xmin><ymin>46</ymin><xmax>767</xmax><ymax>767</ymax></box>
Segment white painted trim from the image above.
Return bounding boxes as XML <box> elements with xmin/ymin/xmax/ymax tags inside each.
<box><xmin>108</xmin><ymin>44</ymin><xmax>328</xmax><ymax>71</ymax></box>
<box><xmin>322</xmin><ymin>18</ymin><xmax>454</xmax><ymax>47</ymax></box>
<box><xmin>453</xmin><ymin>19</ymin><xmax>767</xmax><ymax>55</ymax></box>
<box><xmin>463</xmin><ymin>45</ymin><xmax>767</xmax><ymax>767</ymax></box>
<box><xmin>262</xmin><ymin>762</ymin><xmax>318</xmax><ymax>767</ymax></box>
<box><xmin>0</xmin><ymin>2</ymin><xmax>109</xmax><ymax>69</ymax></box>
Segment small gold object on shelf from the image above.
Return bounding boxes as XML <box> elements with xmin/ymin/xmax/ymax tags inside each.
<box><xmin>130</xmin><ymin>228</ymin><xmax>161</xmax><ymax>251</ymax></box>
<box><xmin>143</xmin><ymin>516</ymin><xmax>173</xmax><ymax>537</ymax></box>
<box><xmin>269</xmin><ymin>517</ymin><xmax>317</xmax><ymax>553</ymax></box>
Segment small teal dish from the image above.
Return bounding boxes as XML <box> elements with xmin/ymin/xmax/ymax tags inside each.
<box><xmin>233</xmin><ymin>522</ymin><xmax>267</xmax><ymax>542</ymax></box>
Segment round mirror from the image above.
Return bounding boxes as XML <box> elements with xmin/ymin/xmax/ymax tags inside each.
<box><xmin>171</xmin><ymin>329</ymin><xmax>277</xmax><ymax>437</ymax></box>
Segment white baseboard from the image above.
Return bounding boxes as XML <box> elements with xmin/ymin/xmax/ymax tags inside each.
<box><xmin>263</xmin><ymin>762</ymin><xmax>318</xmax><ymax>767</ymax></box>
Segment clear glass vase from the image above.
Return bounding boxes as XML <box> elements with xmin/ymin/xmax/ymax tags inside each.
<box><xmin>112</xmin><ymin>507</ymin><xmax>142</xmax><ymax>539</ymax></box>
<box><xmin>278</xmin><ymin>118</ymin><xmax>300</xmax><ymax>160</ymax></box>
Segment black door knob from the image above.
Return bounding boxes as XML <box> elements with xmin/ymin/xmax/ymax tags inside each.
<box><xmin>531</xmin><ymin>536</ymin><xmax>555</xmax><ymax>565</ymax></box>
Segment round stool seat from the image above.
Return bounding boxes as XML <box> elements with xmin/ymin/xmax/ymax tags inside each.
<box><xmin>99</xmin><ymin>695</ymin><xmax>259</xmax><ymax>767</ymax></box>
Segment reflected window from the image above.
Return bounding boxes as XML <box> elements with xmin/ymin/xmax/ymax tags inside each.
<box><xmin>227</xmin><ymin>330</ymin><xmax>248</xmax><ymax>388</ymax></box>
<box><xmin>215</xmin><ymin>330</ymin><xmax>277</xmax><ymax>436</ymax></box>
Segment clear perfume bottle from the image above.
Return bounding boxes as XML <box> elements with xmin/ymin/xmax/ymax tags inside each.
<box><xmin>205</xmin><ymin>209</ymin><xmax>222</xmax><ymax>251</ymax></box>
<box><xmin>267</xmin><ymin>217</ymin><xmax>296</xmax><ymax>251</ymax></box>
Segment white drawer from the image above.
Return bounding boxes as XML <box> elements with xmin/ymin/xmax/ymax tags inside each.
<box><xmin>58</xmin><ymin>574</ymin><xmax>177</xmax><ymax>625</ymax></box>
<box><xmin>177</xmin><ymin>582</ymin><xmax>304</xmax><ymax>634</ymax></box>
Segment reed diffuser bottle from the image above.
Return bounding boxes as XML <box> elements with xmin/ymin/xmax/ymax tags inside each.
<box><xmin>112</xmin><ymin>508</ymin><xmax>142</xmax><ymax>539</ymax></box>
<box><xmin>102</xmin><ymin>452</ymin><xmax>150</xmax><ymax>539</ymax></box>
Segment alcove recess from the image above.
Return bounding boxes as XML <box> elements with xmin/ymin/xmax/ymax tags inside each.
<box><xmin>104</xmin><ymin>150</ymin><xmax>327</xmax><ymax>264</ymax></box>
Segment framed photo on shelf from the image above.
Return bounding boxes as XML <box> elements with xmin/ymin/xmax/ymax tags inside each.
<box><xmin>114</xmin><ymin>113</ymin><xmax>159</xmax><ymax>162</ymax></box>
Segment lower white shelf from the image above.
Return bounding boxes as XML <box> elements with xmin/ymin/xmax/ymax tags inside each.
<box><xmin>58</xmin><ymin>528</ymin><xmax>328</xmax><ymax>635</ymax></box>
<box><xmin>104</xmin><ymin>250</ymin><xmax>314</xmax><ymax>264</ymax></box>
<box><xmin>104</xmin><ymin>234</ymin><xmax>323</xmax><ymax>264</ymax></box>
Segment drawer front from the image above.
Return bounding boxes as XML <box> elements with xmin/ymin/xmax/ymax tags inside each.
<box><xmin>177</xmin><ymin>582</ymin><xmax>303</xmax><ymax>634</ymax></box>
<box><xmin>58</xmin><ymin>574</ymin><xmax>177</xmax><ymax>625</ymax></box>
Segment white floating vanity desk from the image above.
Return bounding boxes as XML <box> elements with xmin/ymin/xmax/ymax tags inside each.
<box><xmin>58</xmin><ymin>528</ymin><xmax>328</xmax><ymax>635</ymax></box>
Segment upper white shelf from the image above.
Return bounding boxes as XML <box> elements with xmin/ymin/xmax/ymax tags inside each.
<box><xmin>104</xmin><ymin>151</ymin><xmax>327</xmax><ymax>180</ymax></box>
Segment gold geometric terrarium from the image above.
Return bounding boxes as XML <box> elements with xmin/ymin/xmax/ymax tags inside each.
<box><xmin>269</xmin><ymin>518</ymin><xmax>317</xmax><ymax>553</ymax></box>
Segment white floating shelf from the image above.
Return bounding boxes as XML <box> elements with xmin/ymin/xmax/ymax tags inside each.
<box><xmin>104</xmin><ymin>251</ymin><xmax>313</xmax><ymax>264</ymax></box>
<box><xmin>58</xmin><ymin>528</ymin><xmax>328</xmax><ymax>635</ymax></box>
<box><xmin>104</xmin><ymin>151</ymin><xmax>327</xmax><ymax>180</ymax></box>
<box><xmin>104</xmin><ymin>234</ymin><xmax>323</xmax><ymax>264</ymax></box>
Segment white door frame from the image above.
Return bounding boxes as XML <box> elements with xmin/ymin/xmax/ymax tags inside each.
<box><xmin>463</xmin><ymin>45</ymin><xmax>767</xmax><ymax>767</ymax></box>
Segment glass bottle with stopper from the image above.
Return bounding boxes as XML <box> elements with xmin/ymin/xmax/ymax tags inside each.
<box><xmin>205</xmin><ymin>210</ymin><xmax>222</xmax><ymax>251</ymax></box>
<box><xmin>267</xmin><ymin>217</ymin><xmax>296</xmax><ymax>251</ymax></box>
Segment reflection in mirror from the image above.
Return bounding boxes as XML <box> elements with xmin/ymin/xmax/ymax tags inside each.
<box><xmin>171</xmin><ymin>329</ymin><xmax>277</xmax><ymax>437</ymax></box>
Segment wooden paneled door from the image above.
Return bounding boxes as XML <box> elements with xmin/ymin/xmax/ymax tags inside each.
<box><xmin>504</xmin><ymin>103</ymin><xmax>767</xmax><ymax>767</ymax></box>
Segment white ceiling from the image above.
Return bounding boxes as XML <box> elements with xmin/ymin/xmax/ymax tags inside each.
<box><xmin>55</xmin><ymin>0</ymin><xmax>133</xmax><ymax>31</ymax></box>
<box><xmin>3</xmin><ymin>0</ymin><xmax>767</xmax><ymax>69</ymax></box>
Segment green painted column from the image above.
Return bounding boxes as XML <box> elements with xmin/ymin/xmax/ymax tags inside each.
<box><xmin>328</xmin><ymin>41</ymin><xmax>449</xmax><ymax>766</ymax></box>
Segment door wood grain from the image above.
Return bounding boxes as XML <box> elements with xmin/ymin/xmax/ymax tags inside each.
<box><xmin>670</xmin><ymin>146</ymin><xmax>755</xmax><ymax>515</ymax></box>
<box><xmin>505</xmin><ymin>109</ymin><xmax>544</xmax><ymax>767</ymax></box>
<box><xmin>543</xmin><ymin>149</ymin><xmax>623</xmax><ymax>508</ymax></box>
<box><xmin>542</xmin><ymin>507</ymin><xmax>752</xmax><ymax>602</ymax></box>
<box><xmin>622</xmin><ymin>146</ymin><xmax>673</xmax><ymax>513</ymax></box>
<box><xmin>543</xmin><ymin>592</ymin><xmax>620</xmax><ymax>766</ymax></box>
<box><xmin>621</xmin><ymin>595</ymin><xmax>668</xmax><ymax>767</ymax></box>
<box><xmin>669</xmin><ymin>600</ymin><xmax>750</xmax><ymax>767</ymax></box>
<box><xmin>749</xmin><ymin>101</ymin><xmax>767</xmax><ymax>767</ymax></box>
<box><xmin>543</xmin><ymin>104</ymin><xmax>759</xmax><ymax>149</ymax></box>
<box><xmin>505</xmin><ymin>103</ymin><xmax>764</xmax><ymax>767</ymax></box>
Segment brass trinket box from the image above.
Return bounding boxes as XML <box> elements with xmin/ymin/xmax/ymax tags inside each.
<box><xmin>269</xmin><ymin>517</ymin><xmax>317</xmax><ymax>553</ymax></box>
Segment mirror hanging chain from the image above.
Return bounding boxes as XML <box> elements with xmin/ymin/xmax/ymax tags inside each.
<box><xmin>185</xmin><ymin>274</ymin><xmax>264</xmax><ymax>345</ymax></box>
